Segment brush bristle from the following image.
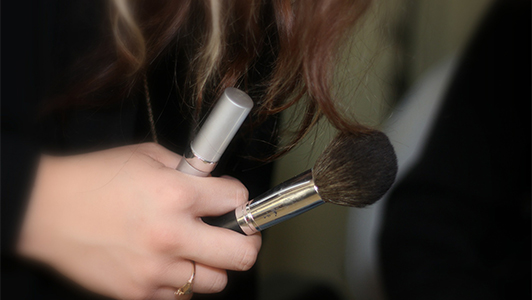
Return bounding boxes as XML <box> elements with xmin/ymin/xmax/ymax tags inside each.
<box><xmin>313</xmin><ymin>130</ymin><xmax>397</xmax><ymax>207</ymax></box>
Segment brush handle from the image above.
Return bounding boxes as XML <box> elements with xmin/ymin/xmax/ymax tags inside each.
<box><xmin>202</xmin><ymin>212</ymin><xmax>245</xmax><ymax>235</ymax></box>
<box><xmin>203</xmin><ymin>170</ymin><xmax>325</xmax><ymax>235</ymax></box>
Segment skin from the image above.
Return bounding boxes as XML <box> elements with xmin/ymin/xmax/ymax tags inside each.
<box><xmin>17</xmin><ymin>143</ymin><xmax>261</xmax><ymax>300</ymax></box>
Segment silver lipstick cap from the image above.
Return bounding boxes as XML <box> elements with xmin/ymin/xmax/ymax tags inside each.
<box><xmin>177</xmin><ymin>87</ymin><xmax>253</xmax><ymax>176</ymax></box>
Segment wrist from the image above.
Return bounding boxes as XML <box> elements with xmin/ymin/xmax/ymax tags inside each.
<box><xmin>17</xmin><ymin>155</ymin><xmax>68</xmax><ymax>262</ymax></box>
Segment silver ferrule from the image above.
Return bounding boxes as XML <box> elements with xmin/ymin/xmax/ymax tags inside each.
<box><xmin>235</xmin><ymin>169</ymin><xmax>324</xmax><ymax>235</ymax></box>
<box><xmin>176</xmin><ymin>146</ymin><xmax>217</xmax><ymax>177</ymax></box>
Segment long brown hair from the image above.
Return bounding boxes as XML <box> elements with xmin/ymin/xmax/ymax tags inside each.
<box><xmin>54</xmin><ymin>0</ymin><xmax>372</xmax><ymax>159</ymax></box>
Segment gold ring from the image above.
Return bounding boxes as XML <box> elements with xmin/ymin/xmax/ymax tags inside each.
<box><xmin>175</xmin><ymin>261</ymin><xmax>195</xmax><ymax>298</ymax></box>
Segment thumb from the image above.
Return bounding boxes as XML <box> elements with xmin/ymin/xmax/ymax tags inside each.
<box><xmin>136</xmin><ymin>143</ymin><xmax>182</xmax><ymax>169</ymax></box>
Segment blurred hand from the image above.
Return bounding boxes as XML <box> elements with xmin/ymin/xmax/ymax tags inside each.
<box><xmin>18</xmin><ymin>143</ymin><xmax>260</xmax><ymax>300</ymax></box>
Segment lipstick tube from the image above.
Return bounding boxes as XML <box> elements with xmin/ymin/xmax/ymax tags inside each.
<box><xmin>176</xmin><ymin>87</ymin><xmax>253</xmax><ymax>176</ymax></box>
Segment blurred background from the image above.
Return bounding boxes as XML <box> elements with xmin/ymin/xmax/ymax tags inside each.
<box><xmin>5</xmin><ymin>0</ymin><xmax>521</xmax><ymax>299</ymax></box>
<box><xmin>257</xmin><ymin>0</ymin><xmax>495</xmax><ymax>299</ymax></box>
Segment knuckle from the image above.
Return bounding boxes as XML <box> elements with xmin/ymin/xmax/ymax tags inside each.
<box><xmin>146</xmin><ymin>224</ymin><xmax>181</xmax><ymax>253</ymax></box>
<box><xmin>157</xmin><ymin>182</ymin><xmax>194</xmax><ymax>210</ymax></box>
<box><xmin>233</xmin><ymin>184</ymin><xmax>249</xmax><ymax>207</ymax></box>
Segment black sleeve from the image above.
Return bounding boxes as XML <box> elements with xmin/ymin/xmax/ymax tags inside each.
<box><xmin>2</xmin><ymin>2</ymin><xmax>119</xmax><ymax>300</ymax></box>
<box><xmin>1</xmin><ymin>137</ymin><xmax>40</xmax><ymax>255</ymax></box>
<box><xmin>379</xmin><ymin>1</ymin><xmax>531</xmax><ymax>299</ymax></box>
<box><xmin>1</xmin><ymin>1</ymin><xmax>47</xmax><ymax>256</ymax></box>
<box><xmin>2</xmin><ymin>0</ymin><xmax>105</xmax><ymax>254</ymax></box>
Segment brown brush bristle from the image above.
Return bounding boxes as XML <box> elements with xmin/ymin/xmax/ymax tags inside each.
<box><xmin>312</xmin><ymin>130</ymin><xmax>398</xmax><ymax>207</ymax></box>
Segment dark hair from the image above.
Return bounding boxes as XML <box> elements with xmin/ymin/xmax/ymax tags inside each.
<box><xmin>52</xmin><ymin>0</ymin><xmax>372</xmax><ymax>159</ymax></box>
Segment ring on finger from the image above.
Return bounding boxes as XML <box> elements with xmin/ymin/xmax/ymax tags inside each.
<box><xmin>175</xmin><ymin>261</ymin><xmax>196</xmax><ymax>298</ymax></box>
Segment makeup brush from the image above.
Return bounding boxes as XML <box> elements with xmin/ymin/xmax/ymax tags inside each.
<box><xmin>202</xmin><ymin>130</ymin><xmax>398</xmax><ymax>235</ymax></box>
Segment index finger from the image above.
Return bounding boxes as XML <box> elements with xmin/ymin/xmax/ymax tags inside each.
<box><xmin>185</xmin><ymin>175</ymin><xmax>250</xmax><ymax>217</ymax></box>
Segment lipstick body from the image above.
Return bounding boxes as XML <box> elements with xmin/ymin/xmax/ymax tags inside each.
<box><xmin>176</xmin><ymin>88</ymin><xmax>253</xmax><ymax>176</ymax></box>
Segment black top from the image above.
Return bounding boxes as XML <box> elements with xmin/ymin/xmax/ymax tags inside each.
<box><xmin>2</xmin><ymin>1</ymin><xmax>276</xmax><ymax>299</ymax></box>
<box><xmin>379</xmin><ymin>1</ymin><xmax>531</xmax><ymax>299</ymax></box>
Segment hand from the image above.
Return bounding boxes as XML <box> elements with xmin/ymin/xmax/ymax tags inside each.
<box><xmin>17</xmin><ymin>143</ymin><xmax>261</xmax><ymax>299</ymax></box>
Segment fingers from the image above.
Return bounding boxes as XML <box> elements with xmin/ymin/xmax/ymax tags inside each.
<box><xmin>192</xmin><ymin>263</ymin><xmax>227</xmax><ymax>293</ymax></box>
<box><xmin>151</xmin><ymin>262</ymin><xmax>227</xmax><ymax>300</ymax></box>
<box><xmin>180</xmin><ymin>221</ymin><xmax>262</xmax><ymax>271</ymax></box>
<box><xmin>120</xmin><ymin>260</ymin><xmax>229</xmax><ymax>300</ymax></box>
<box><xmin>147</xmin><ymin>287</ymin><xmax>190</xmax><ymax>300</ymax></box>
<box><xmin>149</xmin><ymin>287</ymin><xmax>193</xmax><ymax>300</ymax></box>
<box><xmin>184</xmin><ymin>175</ymin><xmax>250</xmax><ymax>216</ymax></box>
<box><xmin>161</xmin><ymin>166</ymin><xmax>261</xmax><ymax>272</ymax></box>
<box><xmin>133</xmin><ymin>143</ymin><xmax>249</xmax><ymax>217</ymax></box>
<box><xmin>129</xmin><ymin>143</ymin><xmax>260</xmax><ymax>294</ymax></box>
<box><xmin>157</xmin><ymin>262</ymin><xmax>227</xmax><ymax>294</ymax></box>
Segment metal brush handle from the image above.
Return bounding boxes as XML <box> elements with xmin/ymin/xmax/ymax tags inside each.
<box><xmin>203</xmin><ymin>170</ymin><xmax>325</xmax><ymax>235</ymax></box>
